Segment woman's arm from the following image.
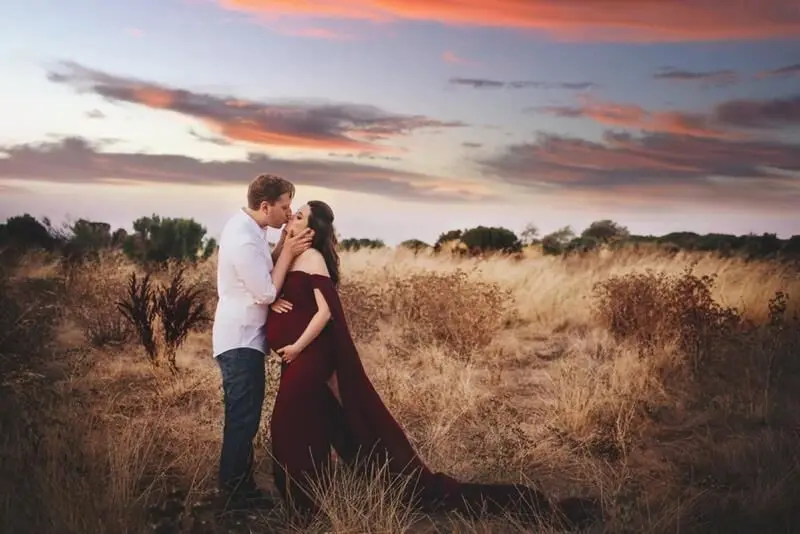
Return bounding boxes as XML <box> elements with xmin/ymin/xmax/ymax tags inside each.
<box><xmin>276</xmin><ymin>249</ymin><xmax>332</xmax><ymax>362</ymax></box>
<box><xmin>291</xmin><ymin>286</ymin><xmax>331</xmax><ymax>353</ymax></box>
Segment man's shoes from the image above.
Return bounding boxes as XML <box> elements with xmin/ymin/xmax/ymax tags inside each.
<box><xmin>218</xmin><ymin>485</ymin><xmax>275</xmax><ymax>512</ymax></box>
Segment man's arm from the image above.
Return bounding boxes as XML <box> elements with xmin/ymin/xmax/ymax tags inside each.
<box><xmin>269</xmin><ymin>228</ymin><xmax>315</xmax><ymax>302</ymax></box>
<box><xmin>234</xmin><ymin>229</ymin><xmax>313</xmax><ymax>306</ymax></box>
<box><xmin>271</xmin><ymin>228</ymin><xmax>288</xmax><ymax>264</ymax></box>
<box><xmin>232</xmin><ymin>242</ymin><xmax>279</xmax><ymax>305</ymax></box>
<box><xmin>269</xmin><ymin>244</ymin><xmax>295</xmax><ymax>298</ymax></box>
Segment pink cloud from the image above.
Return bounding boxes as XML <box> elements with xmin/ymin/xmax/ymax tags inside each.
<box><xmin>216</xmin><ymin>0</ymin><xmax>800</xmax><ymax>42</ymax></box>
<box><xmin>442</xmin><ymin>51</ymin><xmax>479</xmax><ymax>66</ymax></box>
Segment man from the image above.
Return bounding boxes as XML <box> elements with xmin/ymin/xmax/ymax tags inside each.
<box><xmin>212</xmin><ymin>173</ymin><xmax>313</xmax><ymax>509</ymax></box>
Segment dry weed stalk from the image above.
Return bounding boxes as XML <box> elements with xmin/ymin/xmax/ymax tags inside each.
<box><xmin>117</xmin><ymin>269</ymin><xmax>209</xmax><ymax>372</ymax></box>
<box><xmin>155</xmin><ymin>267</ymin><xmax>210</xmax><ymax>372</ymax></box>
<box><xmin>117</xmin><ymin>271</ymin><xmax>159</xmax><ymax>365</ymax></box>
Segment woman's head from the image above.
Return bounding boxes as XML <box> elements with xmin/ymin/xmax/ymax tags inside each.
<box><xmin>287</xmin><ymin>200</ymin><xmax>340</xmax><ymax>285</ymax></box>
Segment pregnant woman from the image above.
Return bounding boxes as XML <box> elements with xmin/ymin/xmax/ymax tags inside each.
<box><xmin>266</xmin><ymin>200</ymin><xmax>596</xmax><ymax>528</ymax></box>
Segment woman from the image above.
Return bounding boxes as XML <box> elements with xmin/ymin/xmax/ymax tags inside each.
<box><xmin>265</xmin><ymin>201</ymin><xmax>596</xmax><ymax>527</ymax></box>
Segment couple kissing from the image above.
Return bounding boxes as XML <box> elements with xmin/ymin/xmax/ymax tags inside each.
<box><xmin>211</xmin><ymin>173</ymin><xmax>598</xmax><ymax>528</ymax></box>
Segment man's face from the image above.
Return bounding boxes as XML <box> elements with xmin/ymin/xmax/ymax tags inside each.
<box><xmin>262</xmin><ymin>192</ymin><xmax>293</xmax><ymax>229</ymax></box>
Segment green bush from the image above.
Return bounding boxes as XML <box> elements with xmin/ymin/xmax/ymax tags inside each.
<box><xmin>339</xmin><ymin>238</ymin><xmax>385</xmax><ymax>251</ymax></box>
<box><xmin>122</xmin><ymin>215</ymin><xmax>210</xmax><ymax>266</ymax></box>
<box><xmin>460</xmin><ymin>226</ymin><xmax>522</xmax><ymax>255</ymax></box>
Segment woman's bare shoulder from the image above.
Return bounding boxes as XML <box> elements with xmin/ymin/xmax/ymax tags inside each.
<box><xmin>294</xmin><ymin>249</ymin><xmax>330</xmax><ymax>276</ymax></box>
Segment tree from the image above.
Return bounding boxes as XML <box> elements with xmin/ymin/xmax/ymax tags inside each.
<box><xmin>742</xmin><ymin>232</ymin><xmax>782</xmax><ymax>259</ymax></box>
<box><xmin>339</xmin><ymin>238</ymin><xmax>385</xmax><ymax>251</ymax></box>
<box><xmin>434</xmin><ymin>229</ymin><xmax>463</xmax><ymax>251</ymax></box>
<box><xmin>111</xmin><ymin>228</ymin><xmax>128</xmax><ymax>248</ymax></box>
<box><xmin>0</xmin><ymin>214</ymin><xmax>58</xmax><ymax>253</ymax></box>
<box><xmin>399</xmin><ymin>239</ymin><xmax>430</xmax><ymax>252</ymax></box>
<box><xmin>64</xmin><ymin>219</ymin><xmax>114</xmax><ymax>260</ymax></box>
<box><xmin>780</xmin><ymin>235</ymin><xmax>800</xmax><ymax>258</ymax></box>
<box><xmin>520</xmin><ymin>223</ymin><xmax>540</xmax><ymax>246</ymax></box>
<box><xmin>122</xmin><ymin>215</ymin><xmax>208</xmax><ymax>265</ymax></box>
<box><xmin>541</xmin><ymin>226</ymin><xmax>575</xmax><ymax>255</ymax></box>
<box><xmin>564</xmin><ymin>236</ymin><xmax>601</xmax><ymax>254</ymax></box>
<box><xmin>201</xmin><ymin>237</ymin><xmax>218</xmax><ymax>259</ymax></box>
<box><xmin>581</xmin><ymin>219</ymin><xmax>630</xmax><ymax>243</ymax></box>
<box><xmin>460</xmin><ymin>226</ymin><xmax>522</xmax><ymax>255</ymax></box>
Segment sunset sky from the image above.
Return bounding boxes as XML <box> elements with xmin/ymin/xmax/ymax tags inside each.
<box><xmin>1</xmin><ymin>0</ymin><xmax>799</xmax><ymax>244</ymax></box>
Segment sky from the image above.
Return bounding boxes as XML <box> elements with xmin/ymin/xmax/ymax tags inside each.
<box><xmin>0</xmin><ymin>0</ymin><xmax>799</xmax><ymax>244</ymax></box>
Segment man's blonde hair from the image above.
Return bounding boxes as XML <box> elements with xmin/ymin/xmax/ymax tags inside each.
<box><xmin>247</xmin><ymin>174</ymin><xmax>295</xmax><ymax>209</ymax></box>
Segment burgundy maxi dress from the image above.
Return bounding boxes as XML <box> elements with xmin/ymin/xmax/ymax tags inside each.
<box><xmin>266</xmin><ymin>270</ymin><xmax>566</xmax><ymax>520</ymax></box>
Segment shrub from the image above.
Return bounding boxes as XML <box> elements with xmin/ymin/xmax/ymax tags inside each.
<box><xmin>580</xmin><ymin>219</ymin><xmax>630</xmax><ymax>243</ymax></box>
<box><xmin>398</xmin><ymin>239</ymin><xmax>430</xmax><ymax>253</ymax></box>
<box><xmin>563</xmin><ymin>236</ymin><xmax>601</xmax><ymax>255</ymax></box>
<box><xmin>84</xmin><ymin>313</ymin><xmax>132</xmax><ymax>349</ymax></box>
<box><xmin>339</xmin><ymin>238</ymin><xmax>385</xmax><ymax>252</ymax></box>
<box><xmin>0</xmin><ymin>214</ymin><xmax>59</xmax><ymax>262</ymax></box>
<box><xmin>384</xmin><ymin>270</ymin><xmax>514</xmax><ymax>360</ymax></box>
<box><xmin>592</xmin><ymin>266</ymin><xmax>741</xmax><ymax>374</ymax></box>
<box><xmin>122</xmin><ymin>215</ymin><xmax>209</xmax><ymax>266</ymax></box>
<box><xmin>338</xmin><ymin>277</ymin><xmax>385</xmax><ymax>340</ymax></box>
<box><xmin>66</xmin><ymin>262</ymin><xmax>133</xmax><ymax>348</ymax></box>
<box><xmin>433</xmin><ymin>229</ymin><xmax>463</xmax><ymax>251</ymax></box>
<box><xmin>0</xmin><ymin>268</ymin><xmax>62</xmax><ymax>371</ymax></box>
<box><xmin>541</xmin><ymin>226</ymin><xmax>575</xmax><ymax>256</ymax></box>
<box><xmin>460</xmin><ymin>226</ymin><xmax>522</xmax><ymax>255</ymax></box>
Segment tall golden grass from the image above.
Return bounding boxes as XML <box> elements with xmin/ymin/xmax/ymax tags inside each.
<box><xmin>1</xmin><ymin>245</ymin><xmax>799</xmax><ymax>533</ymax></box>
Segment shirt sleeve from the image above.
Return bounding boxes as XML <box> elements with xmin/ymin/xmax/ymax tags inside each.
<box><xmin>231</xmin><ymin>241</ymin><xmax>278</xmax><ymax>305</ymax></box>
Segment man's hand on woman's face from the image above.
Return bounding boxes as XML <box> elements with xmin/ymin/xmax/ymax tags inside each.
<box><xmin>285</xmin><ymin>228</ymin><xmax>314</xmax><ymax>257</ymax></box>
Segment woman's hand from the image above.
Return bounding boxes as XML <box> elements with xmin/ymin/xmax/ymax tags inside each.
<box><xmin>270</xmin><ymin>298</ymin><xmax>293</xmax><ymax>314</ymax></box>
<box><xmin>276</xmin><ymin>343</ymin><xmax>301</xmax><ymax>364</ymax></box>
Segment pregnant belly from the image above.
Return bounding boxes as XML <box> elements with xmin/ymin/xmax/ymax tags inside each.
<box><xmin>265</xmin><ymin>309</ymin><xmax>314</xmax><ymax>351</ymax></box>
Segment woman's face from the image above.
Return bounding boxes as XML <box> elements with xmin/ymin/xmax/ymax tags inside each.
<box><xmin>286</xmin><ymin>204</ymin><xmax>310</xmax><ymax>236</ymax></box>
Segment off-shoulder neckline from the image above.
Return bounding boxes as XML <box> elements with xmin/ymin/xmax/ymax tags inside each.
<box><xmin>287</xmin><ymin>270</ymin><xmax>330</xmax><ymax>280</ymax></box>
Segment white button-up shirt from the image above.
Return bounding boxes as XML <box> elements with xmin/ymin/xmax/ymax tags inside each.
<box><xmin>212</xmin><ymin>208</ymin><xmax>278</xmax><ymax>357</ymax></box>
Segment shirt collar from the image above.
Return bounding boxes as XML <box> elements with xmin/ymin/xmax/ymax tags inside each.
<box><xmin>240</xmin><ymin>208</ymin><xmax>268</xmax><ymax>241</ymax></box>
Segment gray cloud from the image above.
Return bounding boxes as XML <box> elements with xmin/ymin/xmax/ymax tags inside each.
<box><xmin>654</xmin><ymin>68</ymin><xmax>740</xmax><ymax>86</ymax></box>
<box><xmin>478</xmin><ymin>130</ymin><xmax>800</xmax><ymax>209</ymax></box>
<box><xmin>0</xmin><ymin>137</ymin><xmax>491</xmax><ymax>203</ymax></box>
<box><xmin>654</xmin><ymin>63</ymin><xmax>800</xmax><ymax>85</ymax></box>
<box><xmin>189</xmin><ymin>128</ymin><xmax>232</xmax><ymax>146</ymax></box>
<box><xmin>714</xmin><ymin>94</ymin><xmax>800</xmax><ymax>129</ymax></box>
<box><xmin>530</xmin><ymin>93</ymin><xmax>800</xmax><ymax>137</ymax></box>
<box><xmin>448</xmin><ymin>77</ymin><xmax>596</xmax><ymax>91</ymax></box>
<box><xmin>47</xmin><ymin>61</ymin><xmax>467</xmax><ymax>152</ymax></box>
<box><xmin>326</xmin><ymin>151</ymin><xmax>402</xmax><ymax>162</ymax></box>
<box><xmin>755</xmin><ymin>63</ymin><xmax>800</xmax><ymax>80</ymax></box>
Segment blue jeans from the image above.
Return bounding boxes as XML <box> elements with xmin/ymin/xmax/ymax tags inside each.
<box><xmin>216</xmin><ymin>347</ymin><xmax>266</xmax><ymax>493</ymax></box>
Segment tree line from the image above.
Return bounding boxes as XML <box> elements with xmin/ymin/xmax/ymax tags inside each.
<box><xmin>1</xmin><ymin>213</ymin><xmax>798</xmax><ymax>265</ymax></box>
<box><xmin>0</xmin><ymin>214</ymin><xmax>216</xmax><ymax>266</ymax></box>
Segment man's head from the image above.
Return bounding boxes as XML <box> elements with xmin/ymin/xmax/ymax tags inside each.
<box><xmin>246</xmin><ymin>174</ymin><xmax>295</xmax><ymax>228</ymax></box>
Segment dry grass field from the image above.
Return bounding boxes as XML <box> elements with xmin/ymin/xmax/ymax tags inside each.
<box><xmin>2</xmin><ymin>245</ymin><xmax>799</xmax><ymax>533</ymax></box>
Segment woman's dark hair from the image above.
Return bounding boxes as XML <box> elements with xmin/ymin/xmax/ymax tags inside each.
<box><xmin>306</xmin><ymin>200</ymin><xmax>340</xmax><ymax>286</ymax></box>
